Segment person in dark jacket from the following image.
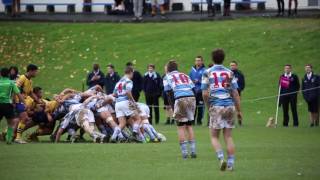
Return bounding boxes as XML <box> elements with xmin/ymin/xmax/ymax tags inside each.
<box><xmin>279</xmin><ymin>64</ymin><xmax>300</xmax><ymax>127</ymax></box>
<box><xmin>230</xmin><ymin>61</ymin><xmax>245</xmax><ymax>96</ymax></box>
<box><xmin>104</xmin><ymin>64</ymin><xmax>121</xmax><ymax>95</ymax></box>
<box><xmin>86</xmin><ymin>63</ymin><xmax>105</xmax><ymax>89</ymax></box>
<box><xmin>302</xmin><ymin>64</ymin><xmax>319</xmax><ymax>127</ymax></box>
<box><xmin>189</xmin><ymin>56</ymin><xmax>206</xmax><ymax>125</ymax></box>
<box><xmin>126</xmin><ymin>62</ymin><xmax>143</xmax><ymax>101</ymax></box>
<box><xmin>143</xmin><ymin>64</ymin><xmax>163</xmax><ymax>124</ymax></box>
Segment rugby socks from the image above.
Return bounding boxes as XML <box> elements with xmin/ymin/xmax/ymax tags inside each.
<box><xmin>143</xmin><ymin>124</ymin><xmax>155</xmax><ymax>140</ymax></box>
<box><xmin>189</xmin><ymin>140</ymin><xmax>196</xmax><ymax>154</ymax></box>
<box><xmin>180</xmin><ymin>141</ymin><xmax>188</xmax><ymax>158</ymax></box>
<box><xmin>148</xmin><ymin>124</ymin><xmax>160</xmax><ymax>139</ymax></box>
<box><xmin>98</xmin><ymin>125</ymin><xmax>108</xmax><ymax>135</ymax></box>
<box><xmin>216</xmin><ymin>150</ymin><xmax>224</xmax><ymax>161</ymax></box>
<box><xmin>6</xmin><ymin>127</ymin><xmax>13</xmax><ymax>144</ymax></box>
<box><xmin>16</xmin><ymin>122</ymin><xmax>26</xmax><ymax>139</ymax></box>
<box><xmin>227</xmin><ymin>155</ymin><xmax>235</xmax><ymax>168</ymax></box>
<box><xmin>111</xmin><ymin>126</ymin><xmax>121</xmax><ymax>140</ymax></box>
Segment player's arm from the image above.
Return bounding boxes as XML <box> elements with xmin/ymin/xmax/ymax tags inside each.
<box><xmin>126</xmin><ymin>90</ymin><xmax>136</xmax><ymax>103</ymax></box>
<box><xmin>55</xmin><ymin>127</ymin><xmax>64</xmax><ymax>143</ymax></box>
<box><xmin>231</xmin><ymin>89</ymin><xmax>242</xmax><ymax>120</ymax></box>
<box><xmin>82</xmin><ymin>95</ymin><xmax>97</xmax><ymax>106</ymax></box>
<box><xmin>201</xmin><ymin>71</ymin><xmax>210</xmax><ymax>108</ymax></box>
<box><xmin>165</xmin><ymin>90</ymin><xmax>175</xmax><ymax>110</ymax></box>
<box><xmin>202</xmin><ymin>89</ymin><xmax>210</xmax><ymax>108</ymax></box>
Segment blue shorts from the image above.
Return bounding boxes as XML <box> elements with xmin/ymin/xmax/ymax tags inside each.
<box><xmin>15</xmin><ymin>103</ymin><xmax>26</xmax><ymax>114</ymax></box>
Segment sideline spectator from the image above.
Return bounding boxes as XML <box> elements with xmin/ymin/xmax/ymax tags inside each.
<box><xmin>230</xmin><ymin>61</ymin><xmax>245</xmax><ymax>96</ymax></box>
<box><xmin>288</xmin><ymin>0</ymin><xmax>298</xmax><ymax>16</ymax></box>
<box><xmin>223</xmin><ymin>0</ymin><xmax>231</xmax><ymax>16</ymax></box>
<box><xmin>276</xmin><ymin>0</ymin><xmax>285</xmax><ymax>16</ymax></box>
<box><xmin>86</xmin><ymin>64</ymin><xmax>105</xmax><ymax>89</ymax></box>
<box><xmin>189</xmin><ymin>56</ymin><xmax>206</xmax><ymax>125</ymax></box>
<box><xmin>143</xmin><ymin>64</ymin><xmax>162</xmax><ymax>124</ymax></box>
<box><xmin>126</xmin><ymin>62</ymin><xmax>143</xmax><ymax>101</ymax></box>
<box><xmin>302</xmin><ymin>64</ymin><xmax>319</xmax><ymax>127</ymax></box>
<box><xmin>105</xmin><ymin>64</ymin><xmax>121</xmax><ymax>95</ymax></box>
<box><xmin>279</xmin><ymin>64</ymin><xmax>300</xmax><ymax>127</ymax></box>
<box><xmin>207</xmin><ymin>0</ymin><xmax>215</xmax><ymax>17</ymax></box>
<box><xmin>151</xmin><ymin>0</ymin><xmax>166</xmax><ymax>19</ymax></box>
<box><xmin>132</xmin><ymin>0</ymin><xmax>143</xmax><ymax>21</ymax></box>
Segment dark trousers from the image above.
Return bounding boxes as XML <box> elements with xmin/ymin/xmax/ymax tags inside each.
<box><xmin>194</xmin><ymin>92</ymin><xmax>204</xmax><ymax>125</ymax></box>
<box><xmin>132</xmin><ymin>91</ymin><xmax>140</xmax><ymax>102</ymax></box>
<box><xmin>206</xmin><ymin>0</ymin><xmax>214</xmax><ymax>14</ymax></box>
<box><xmin>145</xmin><ymin>94</ymin><xmax>160</xmax><ymax>124</ymax></box>
<box><xmin>277</xmin><ymin>0</ymin><xmax>285</xmax><ymax>14</ymax></box>
<box><xmin>281</xmin><ymin>95</ymin><xmax>299</xmax><ymax>126</ymax></box>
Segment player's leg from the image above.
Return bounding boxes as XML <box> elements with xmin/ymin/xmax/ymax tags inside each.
<box><xmin>110</xmin><ymin>116</ymin><xmax>126</xmax><ymax>142</ymax></box>
<box><xmin>186</xmin><ymin>123</ymin><xmax>197</xmax><ymax>158</ymax></box>
<box><xmin>223</xmin><ymin>128</ymin><xmax>235</xmax><ymax>171</ymax></box>
<box><xmin>15</xmin><ymin>110</ymin><xmax>29</xmax><ymax>143</ymax></box>
<box><xmin>177</xmin><ymin>124</ymin><xmax>188</xmax><ymax>159</ymax></box>
<box><xmin>210</xmin><ymin>128</ymin><xmax>226</xmax><ymax>170</ymax></box>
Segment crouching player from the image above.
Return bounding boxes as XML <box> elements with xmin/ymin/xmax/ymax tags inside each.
<box><xmin>163</xmin><ymin>60</ymin><xmax>197</xmax><ymax>159</ymax></box>
<box><xmin>202</xmin><ymin>49</ymin><xmax>242</xmax><ymax>171</ymax></box>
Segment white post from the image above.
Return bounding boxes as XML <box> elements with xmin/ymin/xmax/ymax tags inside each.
<box><xmin>275</xmin><ymin>85</ymin><xmax>281</xmax><ymax>127</ymax></box>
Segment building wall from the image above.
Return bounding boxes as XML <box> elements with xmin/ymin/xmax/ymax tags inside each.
<box><xmin>0</xmin><ymin>0</ymin><xmax>319</xmax><ymax>13</ymax></box>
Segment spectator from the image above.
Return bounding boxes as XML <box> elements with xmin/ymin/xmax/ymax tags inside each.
<box><xmin>207</xmin><ymin>0</ymin><xmax>215</xmax><ymax>17</ymax></box>
<box><xmin>223</xmin><ymin>0</ymin><xmax>231</xmax><ymax>16</ymax></box>
<box><xmin>126</xmin><ymin>62</ymin><xmax>143</xmax><ymax>101</ymax></box>
<box><xmin>230</xmin><ymin>61</ymin><xmax>245</xmax><ymax>96</ymax></box>
<box><xmin>302</xmin><ymin>64</ymin><xmax>319</xmax><ymax>127</ymax></box>
<box><xmin>279</xmin><ymin>64</ymin><xmax>300</xmax><ymax>127</ymax></box>
<box><xmin>9</xmin><ymin>66</ymin><xmax>19</xmax><ymax>81</ymax></box>
<box><xmin>132</xmin><ymin>0</ymin><xmax>143</xmax><ymax>21</ymax></box>
<box><xmin>151</xmin><ymin>0</ymin><xmax>166</xmax><ymax>19</ymax></box>
<box><xmin>276</xmin><ymin>0</ymin><xmax>285</xmax><ymax>16</ymax></box>
<box><xmin>86</xmin><ymin>64</ymin><xmax>105</xmax><ymax>89</ymax></box>
<box><xmin>288</xmin><ymin>0</ymin><xmax>298</xmax><ymax>16</ymax></box>
<box><xmin>162</xmin><ymin>66</ymin><xmax>174</xmax><ymax>125</ymax></box>
<box><xmin>189</xmin><ymin>56</ymin><xmax>206</xmax><ymax>125</ymax></box>
<box><xmin>143</xmin><ymin>64</ymin><xmax>163</xmax><ymax>124</ymax></box>
<box><xmin>104</xmin><ymin>64</ymin><xmax>121</xmax><ymax>95</ymax></box>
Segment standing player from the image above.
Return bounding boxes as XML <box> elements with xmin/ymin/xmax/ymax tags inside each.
<box><xmin>0</xmin><ymin>68</ymin><xmax>25</xmax><ymax>144</ymax></box>
<box><xmin>163</xmin><ymin>60</ymin><xmax>197</xmax><ymax>159</ymax></box>
<box><xmin>202</xmin><ymin>49</ymin><xmax>242</xmax><ymax>171</ymax></box>
<box><xmin>111</xmin><ymin>66</ymin><xmax>144</xmax><ymax>143</ymax></box>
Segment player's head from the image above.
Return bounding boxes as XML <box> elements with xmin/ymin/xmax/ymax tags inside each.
<box><xmin>0</xmin><ymin>67</ymin><xmax>10</xmax><ymax>78</ymax></box>
<box><xmin>212</xmin><ymin>48</ymin><xmax>225</xmax><ymax>65</ymax></box>
<box><xmin>93</xmin><ymin>63</ymin><xmax>100</xmax><ymax>71</ymax></box>
<box><xmin>126</xmin><ymin>62</ymin><xmax>134</xmax><ymax>68</ymax></box>
<box><xmin>230</xmin><ymin>60</ymin><xmax>238</xmax><ymax>70</ymax></box>
<box><xmin>166</xmin><ymin>60</ymin><xmax>178</xmax><ymax>73</ymax></box>
<box><xmin>284</xmin><ymin>64</ymin><xmax>292</xmax><ymax>74</ymax></box>
<box><xmin>33</xmin><ymin>86</ymin><xmax>43</xmax><ymax>99</ymax></box>
<box><xmin>194</xmin><ymin>56</ymin><xmax>204</xmax><ymax>67</ymax></box>
<box><xmin>107</xmin><ymin>64</ymin><xmax>115</xmax><ymax>74</ymax></box>
<box><xmin>305</xmin><ymin>64</ymin><xmax>312</xmax><ymax>73</ymax></box>
<box><xmin>26</xmin><ymin>64</ymin><xmax>38</xmax><ymax>77</ymax></box>
<box><xmin>125</xmin><ymin>66</ymin><xmax>134</xmax><ymax>79</ymax></box>
<box><xmin>147</xmin><ymin>64</ymin><xmax>155</xmax><ymax>72</ymax></box>
<box><xmin>9</xmin><ymin>66</ymin><xmax>19</xmax><ymax>78</ymax></box>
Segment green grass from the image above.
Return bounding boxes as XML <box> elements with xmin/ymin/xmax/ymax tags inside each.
<box><xmin>0</xmin><ymin>18</ymin><xmax>320</xmax><ymax>180</ymax></box>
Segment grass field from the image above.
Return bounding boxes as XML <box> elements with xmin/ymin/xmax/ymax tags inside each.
<box><xmin>0</xmin><ymin>18</ymin><xmax>320</xmax><ymax>180</ymax></box>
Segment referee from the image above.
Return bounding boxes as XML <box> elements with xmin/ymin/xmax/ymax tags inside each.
<box><xmin>0</xmin><ymin>67</ymin><xmax>24</xmax><ymax>144</ymax></box>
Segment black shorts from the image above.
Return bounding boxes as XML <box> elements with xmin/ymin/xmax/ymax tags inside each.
<box><xmin>0</xmin><ymin>103</ymin><xmax>15</xmax><ymax>120</ymax></box>
<box><xmin>177</xmin><ymin>121</ymin><xmax>193</xmax><ymax>127</ymax></box>
<box><xmin>307</xmin><ymin>100</ymin><xmax>319</xmax><ymax>113</ymax></box>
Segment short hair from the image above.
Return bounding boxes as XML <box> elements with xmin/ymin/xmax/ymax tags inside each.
<box><xmin>148</xmin><ymin>64</ymin><xmax>155</xmax><ymax>69</ymax></box>
<box><xmin>124</xmin><ymin>66</ymin><xmax>134</xmax><ymax>74</ymax></box>
<box><xmin>230</xmin><ymin>60</ymin><xmax>238</xmax><ymax>65</ymax></box>
<box><xmin>166</xmin><ymin>60</ymin><xmax>178</xmax><ymax>73</ymax></box>
<box><xmin>27</xmin><ymin>64</ymin><xmax>38</xmax><ymax>72</ymax></box>
<box><xmin>33</xmin><ymin>86</ymin><xmax>42</xmax><ymax>94</ymax></box>
<box><xmin>195</xmin><ymin>55</ymin><xmax>203</xmax><ymax>60</ymax></box>
<box><xmin>9</xmin><ymin>66</ymin><xmax>19</xmax><ymax>74</ymax></box>
<box><xmin>0</xmin><ymin>67</ymin><xmax>9</xmax><ymax>77</ymax></box>
<box><xmin>212</xmin><ymin>48</ymin><xmax>225</xmax><ymax>64</ymax></box>
<box><xmin>284</xmin><ymin>64</ymin><xmax>292</xmax><ymax>68</ymax></box>
<box><xmin>107</xmin><ymin>64</ymin><xmax>114</xmax><ymax>69</ymax></box>
<box><xmin>305</xmin><ymin>64</ymin><xmax>313</xmax><ymax>68</ymax></box>
<box><xmin>126</xmin><ymin>62</ymin><xmax>133</xmax><ymax>67</ymax></box>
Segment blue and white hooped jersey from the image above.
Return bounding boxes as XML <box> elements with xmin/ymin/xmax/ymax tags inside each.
<box><xmin>113</xmin><ymin>76</ymin><xmax>133</xmax><ymax>102</ymax></box>
<box><xmin>201</xmin><ymin>65</ymin><xmax>238</xmax><ymax>106</ymax></box>
<box><xmin>163</xmin><ymin>71</ymin><xmax>195</xmax><ymax>99</ymax></box>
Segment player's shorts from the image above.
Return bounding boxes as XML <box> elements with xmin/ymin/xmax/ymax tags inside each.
<box><xmin>138</xmin><ymin>103</ymin><xmax>150</xmax><ymax>118</ymax></box>
<box><xmin>307</xmin><ymin>99</ymin><xmax>319</xmax><ymax>113</ymax></box>
<box><xmin>151</xmin><ymin>0</ymin><xmax>165</xmax><ymax>6</ymax></box>
<box><xmin>97</xmin><ymin>104</ymin><xmax>115</xmax><ymax>114</ymax></box>
<box><xmin>15</xmin><ymin>102</ymin><xmax>26</xmax><ymax>114</ymax></box>
<box><xmin>173</xmin><ymin>97</ymin><xmax>196</xmax><ymax>123</ymax></box>
<box><xmin>209</xmin><ymin>105</ymin><xmax>235</xmax><ymax>129</ymax></box>
<box><xmin>32</xmin><ymin>111</ymin><xmax>49</xmax><ymax>124</ymax></box>
<box><xmin>0</xmin><ymin>103</ymin><xmax>15</xmax><ymax>120</ymax></box>
<box><xmin>75</xmin><ymin>109</ymin><xmax>95</xmax><ymax>127</ymax></box>
<box><xmin>115</xmin><ymin>100</ymin><xmax>139</xmax><ymax>118</ymax></box>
